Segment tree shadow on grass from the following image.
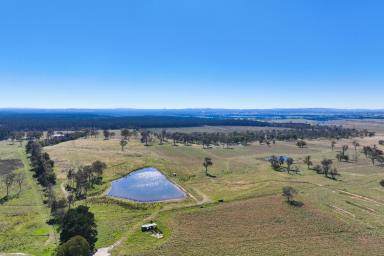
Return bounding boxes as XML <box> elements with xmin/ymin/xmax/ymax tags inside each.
<box><xmin>0</xmin><ymin>195</ymin><xmax>17</xmax><ymax>205</ymax></box>
<box><xmin>206</xmin><ymin>173</ymin><xmax>217</xmax><ymax>178</ymax></box>
<box><xmin>289</xmin><ymin>200</ymin><xmax>304</xmax><ymax>207</ymax></box>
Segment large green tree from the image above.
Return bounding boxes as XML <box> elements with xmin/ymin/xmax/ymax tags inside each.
<box><xmin>60</xmin><ymin>206</ymin><xmax>97</xmax><ymax>251</ymax></box>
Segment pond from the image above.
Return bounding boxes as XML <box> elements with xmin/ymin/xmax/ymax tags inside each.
<box><xmin>107</xmin><ymin>167</ymin><xmax>187</xmax><ymax>202</ymax></box>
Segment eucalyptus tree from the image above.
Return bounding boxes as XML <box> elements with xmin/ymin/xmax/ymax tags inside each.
<box><xmin>3</xmin><ymin>173</ymin><xmax>15</xmax><ymax>198</ymax></box>
<box><xmin>120</xmin><ymin>139</ymin><xmax>128</xmax><ymax>151</ymax></box>
<box><xmin>286</xmin><ymin>157</ymin><xmax>294</xmax><ymax>173</ymax></box>
<box><xmin>321</xmin><ymin>159</ymin><xmax>333</xmax><ymax>177</ymax></box>
<box><xmin>352</xmin><ymin>140</ymin><xmax>360</xmax><ymax>161</ymax></box>
<box><xmin>303</xmin><ymin>155</ymin><xmax>313</xmax><ymax>169</ymax></box>
<box><xmin>282</xmin><ymin>186</ymin><xmax>297</xmax><ymax>203</ymax></box>
<box><xmin>203</xmin><ymin>157</ymin><xmax>213</xmax><ymax>176</ymax></box>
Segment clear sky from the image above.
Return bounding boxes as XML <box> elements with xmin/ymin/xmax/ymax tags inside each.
<box><xmin>0</xmin><ymin>0</ymin><xmax>383</xmax><ymax>109</ymax></box>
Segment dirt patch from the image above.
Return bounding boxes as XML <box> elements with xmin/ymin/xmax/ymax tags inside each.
<box><xmin>0</xmin><ymin>159</ymin><xmax>24</xmax><ymax>176</ymax></box>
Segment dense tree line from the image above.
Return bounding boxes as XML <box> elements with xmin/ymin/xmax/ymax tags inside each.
<box><xmin>154</xmin><ymin>126</ymin><xmax>367</xmax><ymax>148</ymax></box>
<box><xmin>26</xmin><ymin>141</ymin><xmax>57</xmax><ymax>188</ymax></box>
<box><xmin>0</xmin><ymin>113</ymin><xmax>312</xmax><ymax>131</ymax></box>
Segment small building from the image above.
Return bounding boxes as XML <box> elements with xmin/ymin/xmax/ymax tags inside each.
<box><xmin>141</xmin><ymin>223</ymin><xmax>157</xmax><ymax>232</ymax></box>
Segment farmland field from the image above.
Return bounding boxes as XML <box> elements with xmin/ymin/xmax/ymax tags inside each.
<box><xmin>40</xmin><ymin>123</ymin><xmax>384</xmax><ymax>255</ymax></box>
<box><xmin>0</xmin><ymin>141</ymin><xmax>56</xmax><ymax>255</ymax></box>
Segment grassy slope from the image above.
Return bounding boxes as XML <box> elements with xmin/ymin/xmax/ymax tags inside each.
<box><xmin>0</xmin><ymin>141</ymin><xmax>56</xmax><ymax>255</ymax></box>
<box><xmin>45</xmin><ymin>126</ymin><xmax>384</xmax><ymax>255</ymax></box>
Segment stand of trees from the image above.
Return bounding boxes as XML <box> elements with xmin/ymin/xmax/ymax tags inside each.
<box><xmin>269</xmin><ymin>156</ymin><xmax>299</xmax><ymax>174</ymax></box>
<box><xmin>66</xmin><ymin>161</ymin><xmax>107</xmax><ymax>200</ymax></box>
<box><xmin>363</xmin><ymin>145</ymin><xmax>384</xmax><ymax>165</ymax></box>
<box><xmin>310</xmin><ymin>158</ymin><xmax>339</xmax><ymax>180</ymax></box>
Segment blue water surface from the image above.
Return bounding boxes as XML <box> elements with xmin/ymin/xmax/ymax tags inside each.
<box><xmin>107</xmin><ymin>167</ymin><xmax>186</xmax><ymax>202</ymax></box>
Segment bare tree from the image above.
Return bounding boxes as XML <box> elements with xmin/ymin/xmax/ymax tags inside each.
<box><xmin>3</xmin><ymin>173</ymin><xmax>15</xmax><ymax>199</ymax></box>
<box><xmin>15</xmin><ymin>172</ymin><xmax>25</xmax><ymax>196</ymax></box>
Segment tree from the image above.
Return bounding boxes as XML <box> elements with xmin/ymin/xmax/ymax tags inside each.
<box><xmin>60</xmin><ymin>205</ymin><xmax>97</xmax><ymax>251</ymax></box>
<box><xmin>203</xmin><ymin>157</ymin><xmax>213</xmax><ymax>176</ymax></box>
<box><xmin>282</xmin><ymin>186</ymin><xmax>297</xmax><ymax>203</ymax></box>
<box><xmin>331</xmin><ymin>140</ymin><xmax>336</xmax><ymax>151</ymax></box>
<box><xmin>303</xmin><ymin>155</ymin><xmax>313</xmax><ymax>169</ymax></box>
<box><xmin>140</xmin><ymin>130</ymin><xmax>150</xmax><ymax>146</ymax></box>
<box><xmin>120</xmin><ymin>139</ymin><xmax>128</xmax><ymax>151</ymax></box>
<box><xmin>329</xmin><ymin>168</ymin><xmax>339</xmax><ymax>180</ymax></box>
<box><xmin>3</xmin><ymin>173</ymin><xmax>15</xmax><ymax>198</ymax></box>
<box><xmin>57</xmin><ymin>235</ymin><xmax>91</xmax><ymax>256</ymax></box>
<box><xmin>286</xmin><ymin>157</ymin><xmax>294</xmax><ymax>173</ymax></box>
<box><xmin>103</xmin><ymin>130</ymin><xmax>110</xmax><ymax>140</ymax></box>
<box><xmin>15</xmin><ymin>172</ymin><xmax>25</xmax><ymax>196</ymax></box>
<box><xmin>321</xmin><ymin>159</ymin><xmax>333</xmax><ymax>177</ymax></box>
<box><xmin>296</xmin><ymin>140</ymin><xmax>307</xmax><ymax>148</ymax></box>
<box><xmin>91</xmin><ymin>161</ymin><xmax>107</xmax><ymax>185</ymax></box>
<box><xmin>352</xmin><ymin>140</ymin><xmax>360</xmax><ymax>161</ymax></box>
<box><xmin>380</xmin><ymin>180</ymin><xmax>384</xmax><ymax>187</ymax></box>
<box><xmin>121</xmin><ymin>129</ymin><xmax>130</xmax><ymax>140</ymax></box>
<box><xmin>269</xmin><ymin>156</ymin><xmax>280</xmax><ymax>170</ymax></box>
<box><xmin>341</xmin><ymin>145</ymin><xmax>349</xmax><ymax>156</ymax></box>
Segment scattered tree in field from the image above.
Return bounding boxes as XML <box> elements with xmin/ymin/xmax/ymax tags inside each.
<box><xmin>282</xmin><ymin>186</ymin><xmax>297</xmax><ymax>203</ymax></box>
<box><xmin>140</xmin><ymin>130</ymin><xmax>150</xmax><ymax>146</ymax></box>
<box><xmin>120</xmin><ymin>139</ymin><xmax>128</xmax><ymax>151</ymax></box>
<box><xmin>203</xmin><ymin>157</ymin><xmax>213</xmax><ymax>176</ymax></box>
<box><xmin>331</xmin><ymin>140</ymin><xmax>336</xmax><ymax>151</ymax></box>
<box><xmin>286</xmin><ymin>157</ymin><xmax>294</xmax><ymax>174</ymax></box>
<box><xmin>103</xmin><ymin>130</ymin><xmax>110</xmax><ymax>140</ymax></box>
<box><xmin>15</xmin><ymin>172</ymin><xmax>25</xmax><ymax>196</ymax></box>
<box><xmin>121</xmin><ymin>129</ymin><xmax>131</xmax><ymax>140</ymax></box>
<box><xmin>352</xmin><ymin>140</ymin><xmax>360</xmax><ymax>161</ymax></box>
<box><xmin>329</xmin><ymin>168</ymin><xmax>339</xmax><ymax>180</ymax></box>
<box><xmin>269</xmin><ymin>156</ymin><xmax>280</xmax><ymax>170</ymax></box>
<box><xmin>336</xmin><ymin>144</ymin><xmax>350</xmax><ymax>162</ymax></box>
<box><xmin>57</xmin><ymin>235</ymin><xmax>90</xmax><ymax>256</ymax></box>
<box><xmin>3</xmin><ymin>173</ymin><xmax>15</xmax><ymax>198</ymax></box>
<box><xmin>380</xmin><ymin>179</ymin><xmax>384</xmax><ymax>187</ymax></box>
<box><xmin>321</xmin><ymin>159</ymin><xmax>333</xmax><ymax>177</ymax></box>
<box><xmin>296</xmin><ymin>140</ymin><xmax>307</xmax><ymax>148</ymax></box>
<box><xmin>363</xmin><ymin>145</ymin><xmax>384</xmax><ymax>165</ymax></box>
<box><xmin>60</xmin><ymin>205</ymin><xmax>97</xmax><ymax>251</ymax></box>
<box><xmin>341</xmin><ymin>145</ymin><xmax>349</xmax><ymax>156</ymax></box>
<box><xmin>303</xmin><ymin>155</ymin><xmax>313</xmax><ymax>169</ymax></box>
<box><xmin>312</xmin><ymin>164</ymin><xmax>323</xmax><ymax>174</ymax></box>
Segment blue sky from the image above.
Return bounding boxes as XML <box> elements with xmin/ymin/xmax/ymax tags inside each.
<box><xmin>0</xmin><ymin>0</ymin><xmax>383</xmax><ymax>109</ymax></box>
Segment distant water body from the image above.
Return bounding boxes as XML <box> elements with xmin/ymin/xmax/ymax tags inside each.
<box><xmin>107</xmin><ymin>167</ymin><xmax>186</xmax><ymax>202</ymax></box>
